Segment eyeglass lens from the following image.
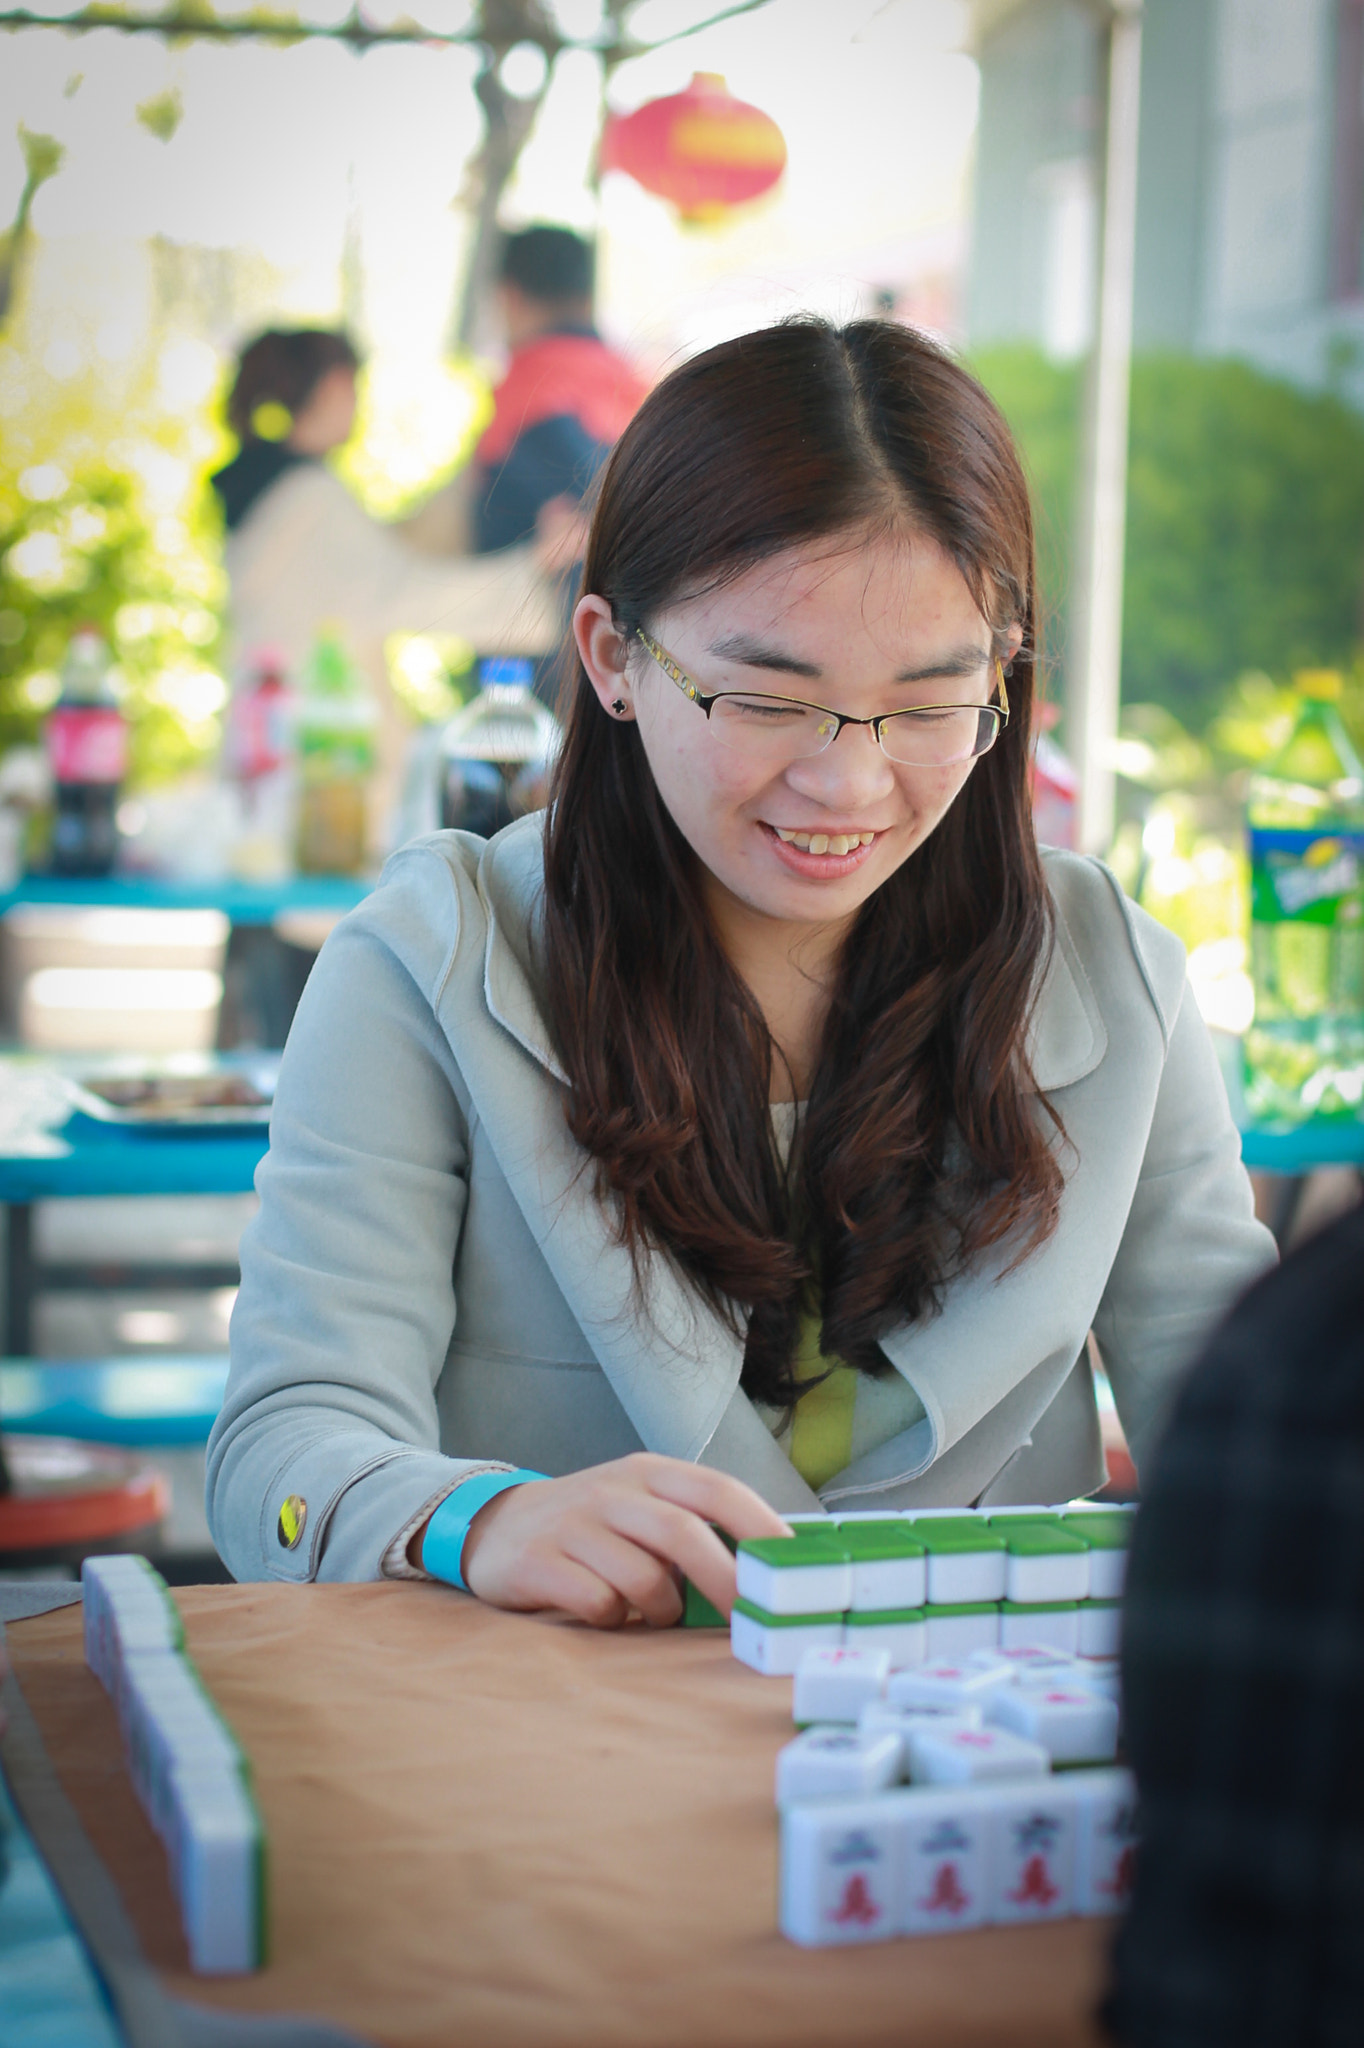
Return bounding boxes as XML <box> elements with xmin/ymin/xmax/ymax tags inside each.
<box><xmin>708</xmin><ymin>695</ymin><xmax>1001</xmax><ymax>767</ymax></box>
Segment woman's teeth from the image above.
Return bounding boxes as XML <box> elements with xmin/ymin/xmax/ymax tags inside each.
<box><xmin>774</xmin><ymin>829</ymin><xmax>876</xmax><ymax>857</ymax></box>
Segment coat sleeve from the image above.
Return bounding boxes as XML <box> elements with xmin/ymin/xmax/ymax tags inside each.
<box><xmin>1091</xmin><ymin>981</ymin><xmax>1278</xmax><ymax>1477</ymax></box>
<box><xmin>206</xmin><ymin>852</ymin><xmax>509</xmax><ymax>1583</ymax></box>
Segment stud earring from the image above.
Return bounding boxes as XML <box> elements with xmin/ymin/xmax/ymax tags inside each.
<box><xmin>611</xmin><ymin>699</ymin><xmax>628</xmax><ymax>716</ymax></box>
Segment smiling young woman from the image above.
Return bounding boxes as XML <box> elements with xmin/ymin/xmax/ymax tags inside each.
<box><xmin>208</xmin><ymin>319</ymin><xmax>1275</xmax><ymax>1625</ymax></box>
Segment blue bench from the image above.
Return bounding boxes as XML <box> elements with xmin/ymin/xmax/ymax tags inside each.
<box><xmin>0</xmin><ymin>1354</ymin><xmax>228</xmax><ymax>1447</ymax></box>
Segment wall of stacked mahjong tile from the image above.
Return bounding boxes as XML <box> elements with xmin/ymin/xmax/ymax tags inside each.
<box><xmin>82</xmin><ymin>1555</ymin><xmax>265</xmax><ymax>1975</ymax></box>
<box><xmin>719</xmin><ymin>1504</ymin><xmax>1133</xmax><ymax>1674</ymax></box>
<box><xmin>776</xmin><ymin>1644</ymin><xmax>1134</xmax><ymax>1945</ymax></box>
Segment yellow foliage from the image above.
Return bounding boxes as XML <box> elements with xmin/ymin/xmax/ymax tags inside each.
<box><xmin>0</xmin><ymin>257</ymin><xmax>231</xmax><ymax>787</ymax></box>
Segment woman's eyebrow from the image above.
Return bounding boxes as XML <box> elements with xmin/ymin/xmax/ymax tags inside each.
<box><xmin>707</xmin><ymin>633</ymin><xmax>823</xmax><ymax>678</ymax></box>
<box><xmin>894</xmin><ymin>645</ymin><xmax>994</xmax><ymax>683</ymax></box>
<box><xmin>707</xmin><ymin>634</ymin><xmax>991</xmax><ymax>685</ymax></box>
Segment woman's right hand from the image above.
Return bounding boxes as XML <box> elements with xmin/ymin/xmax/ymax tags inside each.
<box><xmin>454</xmin><ymin>1453</ymin><xmax>792</xmax><ymax>1629</ymax></box>
<box><xmin>534</xmin><ymin>492</ymin><xmax>590</xmax><ymax>575</ymax></box>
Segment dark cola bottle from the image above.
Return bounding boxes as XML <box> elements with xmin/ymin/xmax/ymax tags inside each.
<box><xmin>45</xmin><ymin>626</ymin><xmax>128</xmax><ymax>876</ymax></box>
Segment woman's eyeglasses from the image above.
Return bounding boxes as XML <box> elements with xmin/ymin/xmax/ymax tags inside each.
<box><xmin>633</xmin><ymin>631</ymin><xmax>1009</xmax><ymax>769</ymax></box>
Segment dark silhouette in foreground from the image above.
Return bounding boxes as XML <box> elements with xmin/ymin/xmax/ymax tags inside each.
<box><xmin>1108</xmin><ymin>1201</ymin><xmax>1364</xmax><ymax>2046</ymax></box>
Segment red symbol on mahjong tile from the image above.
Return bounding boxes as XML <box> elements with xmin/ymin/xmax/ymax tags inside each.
<box><xmin>1008</xmin><ymin>1854</ymin><xmax>1060</xmax><ymax>1908</ymax></box>
<box><xmin>1102</xmin><ymin>1844</ymin><xmax>1137</xmax><ymax>1903</ymax></box>
<box><xmin>830</xmin><ymin>1874</ymin><xmax>881</xmax><ymax>1926</ymax></box>
<box><xmin>955</xmin><ymin>1731</ymin><xmax>994</xmax><ymax>1748</ymax></box>
<box><xmin>919</xmin><ymin>1861</ymin><xmax>970</xmax><ymax>1917</ymax></box>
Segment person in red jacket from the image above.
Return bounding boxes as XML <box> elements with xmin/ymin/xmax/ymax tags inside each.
<box><xmin>472</xmin><ymin>225</ymin><xmax>648</xmax><ymax>556</ymax></box>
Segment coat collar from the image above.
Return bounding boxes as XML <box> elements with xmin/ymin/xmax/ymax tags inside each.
<box><xmin>1025</xmin><ymin>887</ymin><xmax>1108</xmax><ymax>1093</ymax></box>
<box><xmin>432</xmin><ymin>819</ymin><xmax>744</xmax><ymax>1466</ymax></box>
<box><xmin>478</xmin><ymin>816</ymin><xmax>566</xmax><ymax>1082</ymax></box>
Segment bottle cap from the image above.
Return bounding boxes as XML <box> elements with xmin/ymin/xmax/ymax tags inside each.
<box><xmin>479</xmin><ymin>657</ymin><xmax>533</xmax><ymax>689</ymax></box>
<box><xmin>59</xmin><ymin>627</ymin><xmax>113</xmax><ymax>701</ymax></box>
<box><xmin>1294</xmin><ymin>668</ymin><xmax>1342</xmax><ymax>701</ymax></box>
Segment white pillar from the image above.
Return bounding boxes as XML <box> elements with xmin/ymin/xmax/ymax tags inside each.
<box><xmin>1069</xmin><ymin>0</ymin><xmax>1143</xmax><ymax>855</ymax></box>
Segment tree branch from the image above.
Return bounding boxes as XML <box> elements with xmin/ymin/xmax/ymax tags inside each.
<box><xmin>0</xmin><ymin>0</ymin><xmax>775</xmax><ymax>54</ymax></box>
<box><xmin>609</xmin><ymin>0</ymin><xmax>772</xmax><ymax>59</ymax></box>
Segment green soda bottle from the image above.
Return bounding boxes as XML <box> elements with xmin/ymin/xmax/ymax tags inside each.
<box><xmin>1244</xmin><ymin>669</ymin><xmax>1364</xmax><ymax>1120</ymax></box>
<box><xmin>294</xmin><ymin>631</ymin><xmax>377</xmax><ymax>875</ymax></box>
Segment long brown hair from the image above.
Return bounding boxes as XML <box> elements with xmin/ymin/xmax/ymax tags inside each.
<box><xmin>542</xmin><ymin>318</ymin><xmax>1062</xmax><ymax>1409</ymax></box>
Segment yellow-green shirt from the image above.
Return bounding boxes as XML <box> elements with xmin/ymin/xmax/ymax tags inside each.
<box><xmin>787</xmin><ymin>1307</ymin><xmax>860</xmax><ymax>1491</ymax></box>
<box><xmin>767</xmin><ymin>1102</ymin><xmax>925</xmax><ymax>1492</ymax></box>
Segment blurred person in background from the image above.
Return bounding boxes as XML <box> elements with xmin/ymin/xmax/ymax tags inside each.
<box><xmin>211</xmin><ymin>326</ymin><xmax>564</xmax><ymax>845</ymax></box>
<box><xmin>1106</xmin><ymin>1198</ymin><xmax>1364</xmax><ymax>2046</ymax></box>
<box><xmin>469</xmin><ymin>224</ymin><xmax>648</xmax><ymax>557</ymax></box>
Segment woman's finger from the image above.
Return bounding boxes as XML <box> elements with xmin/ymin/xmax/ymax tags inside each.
<box><xmin>600</xmin><ymin>1490</ymin><xmax>743</xmax><ymax>1617</ymax></box>
<box><xmin>627</xmin><ymin>1455</ymin><xmax>794</xmax><ymax>1542</ymax></box>
<box><xmin>496</xmin><ymin>1544</ymin><xmax>633</xmax><ymax>1629</ymax></box>
<box><xmin>560</xmin><ymin>1520</ymin><xmax>685</xmax><ymax>1628</ymax></box>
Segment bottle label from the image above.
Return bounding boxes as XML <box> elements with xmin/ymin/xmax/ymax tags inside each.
<box><xmin>46</xmin><ymin>706</ymin><xmax>128</xmax><ymax>784</ymax></box>
<box><xmin>1250</xmin><ymin>827</ymin><xmax>1364</xmax><ymax>924</ymax></box>
<box><xmin>231</xmin><ymin>689</ymin><xmax>291</xmax><ymax>781</ymax></box>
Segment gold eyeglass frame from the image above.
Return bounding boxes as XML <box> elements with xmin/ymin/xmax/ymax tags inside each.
<box><xmin>632</xmin><ymin>629</ymin><xmax>1010</xmax><ymax>763</ymax></box>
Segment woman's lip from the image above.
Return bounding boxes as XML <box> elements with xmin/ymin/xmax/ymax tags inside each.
<box><xmin>759</xmin><ymin>821</ymin><xmax>881</xmax><ymax>878</ymax></box>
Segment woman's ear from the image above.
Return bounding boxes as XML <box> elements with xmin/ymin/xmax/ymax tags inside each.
<box><xmin>1001</xmin><ymin>620</ymin><xmax>1026</xmax><ymax>673</ymax></box>
<box><xmin>573</xmin><ymin>595</ymin><xmax>635</xmax><ymax>721</ymax></box>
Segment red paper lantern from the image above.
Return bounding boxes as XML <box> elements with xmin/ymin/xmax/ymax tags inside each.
<box><xmin>600</xmin><ymin>73</ymin><xmax>787</xmax><ymax>223</ymax></box>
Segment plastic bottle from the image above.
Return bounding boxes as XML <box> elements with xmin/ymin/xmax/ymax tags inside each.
<box><xmin>439</xmin><ymin>657</ymin><xmax>561</xmax><ymax>839</ymax></box>
<box><xmin>225</xmin><ymin>648</ymin><xmax>296</xmax><ymax>881</ymax></box>
<box><xmin>226</xmin><ymin>648</ymin><xmax>292</xmax><ymax>790</ymax></box>
<box><xmin>1030</xmin><ymin>713</ymin><xmax>1078</xmax><ymax>849</ymax></box>
<box><xmin>45</xmin><ymin>625</ymin><xmax>128</xmax><ymax>876</ymax></box>
<box><xmin>293</xmin><ymin>632</ymin><xmax>377</xmax><ymax>875</ymax></box>
<box><xmin>1244</xmin><ymin>669</ymin><xmax>1364</xmax><ymax>1120</ymax></box>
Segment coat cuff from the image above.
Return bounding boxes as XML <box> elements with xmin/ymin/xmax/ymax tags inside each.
<box><xmin>418</xmin><ymin>1468</ymin><xmax>549</xmax><ymax>1590</ymax></box>
<box><xmin>379</xmin><ymin>1466</ymin><xmax>515</xmax><ymax>1581</ymax></box>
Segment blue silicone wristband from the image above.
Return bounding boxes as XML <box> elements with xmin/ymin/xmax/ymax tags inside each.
<box><xmin>420</xmin><ymin>1469</ymin><xmax>548</xmax><ymax>1592</ymax></box>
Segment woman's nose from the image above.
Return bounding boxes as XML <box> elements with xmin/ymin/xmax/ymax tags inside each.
<box><xmin>784</xmin><ymin>721</ymin><xmax>897</xmax><ymax>809</ymax></box>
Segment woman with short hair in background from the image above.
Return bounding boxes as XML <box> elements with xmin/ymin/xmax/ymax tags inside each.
<box><xmin>212</xmin><ymin>326</ymin><xmax>563</xmax><ymax>852</ymax></box>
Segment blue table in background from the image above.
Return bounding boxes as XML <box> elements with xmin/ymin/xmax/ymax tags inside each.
<box><xmin>0</xmin><ymin>1060</ymin><xmax>269</xmax><ymax>1355</ymax></box>
<box><xmin>0</xmin><ymin>1356</ymin><xmax>228</xmax><ymax>1446</ymax></box>
<box><xmin>0</xmin><ymin>872</ymin><xmax>370</xmax><ymax>925</ymax></box>
<box><xmin>1236</xmin><ymin>1116</ymin><xmax>1364</xmax><ymax>1173</ymax></box>
<box><xmin>1211</xmin><ymin>1029</ymin><xmax>1364</xmax><ymax>1234</ymax></box>
<box><xmin>0</xmin><ymin>1109</ymin><xmax>269</xmax><ymax>1205</ymax></box>
<box><xmin>0</xmin><ymin>870</ymin><xmax>373</xmax><ymax>1054</ymax></box>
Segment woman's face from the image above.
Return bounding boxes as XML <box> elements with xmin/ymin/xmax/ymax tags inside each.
<box><xmin>575</xmin><ymin>528</ymin><xmax>1019</xmax><ymax>946</ymax></box>
<box><xmin>288</xmin><ymin>365</ymin><xmax>358</xmax><ymax>455</ymax></box>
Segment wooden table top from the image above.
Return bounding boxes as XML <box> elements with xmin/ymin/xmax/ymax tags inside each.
<box><xmin>5</xmin><ymin>1584</ymin><xmax>1115</xmax><ymax>2048</ymax></box>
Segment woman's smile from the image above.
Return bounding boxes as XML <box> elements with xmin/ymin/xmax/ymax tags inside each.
<box><xmin>760</xmin><ymin>820</ymin><xmax>882</xmax><ymax>877</ymax></box>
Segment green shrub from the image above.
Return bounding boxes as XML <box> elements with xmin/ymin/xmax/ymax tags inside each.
<box><xmin>969</xmin><ymin>346</ymin><xmax>1364</xmax><ymax>738</ymax></box>
<box><xmin>0</xmin><ymin>314</ymin><xmax>230</xmax><ymax>787</ymax></box>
